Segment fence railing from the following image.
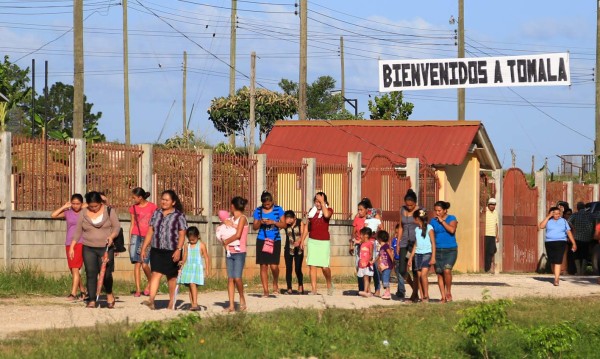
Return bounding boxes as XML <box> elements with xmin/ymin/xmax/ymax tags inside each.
<box><xmin>316</xmin><ymin>162</ymin><xmax>352</xmax><ymax>220</ymax></box>
<box><xmin>266</xmin><ymin>158</ymin><xmax>307</xmax><ymax>217</ymax></box>
<box><xmin>153</xmin><ymin>148</ymin><xmax>204</xmax><ymax>215</ymax></box>
<box><xmin>86</xmin><ymin>143</ymin><xmax>143</xmax><ymax>211</ymax></box>
<box><xmin>419</xmin><ymin>164</ymin><xmax>439</xmax><ymax>212</ymax></box>
<box><xmin>546</xmin><ymin>181</ymin><xmax>567</xmax><ymax>210</ymax></box>
<box><xmin>11</xmin><ymin>136</ymin><xmax>76</xmax><ymax>211</ymax></box>
<box><xmin>212</xmin><ymin>154</ymin><xmax>258</xmax><ymax>216</ymax></box>
<box><xmin>573</xmin><ymin>183</ymin><xmax>594</xmax><ymax>205</ymax></box>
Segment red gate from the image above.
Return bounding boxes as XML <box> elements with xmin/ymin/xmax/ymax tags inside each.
<box><xmin>419</xmin><ymin>164</ymin><xmax>439</xmax><ymax>212</ymax></box>
<box><xmin>574</xmin><ymin>183</ymin><xmax>594</xmax><ymax>204</ymax></box>
<box><xmin>361</xmin><ymin>155</ymin><xmax>411</xmax><ymax>234</ymax></box>
<box><xmin>546</xmin><ymin>181</ymin><xmax>567</xmax><ymax>210</ymax></box>
<box><xmin>502</xmin><ymin>168</ymin><xmax>539</xmax><ymax>272</ymax></box>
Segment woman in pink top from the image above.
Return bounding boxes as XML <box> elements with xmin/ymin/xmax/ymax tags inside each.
<box><xmin>51</xmin><ymin>194</ymin><xmax>87</xmax><ymax>301</ymax></box>
<box><xmin>128</xmin><ymin>187</ymin><xmax>157</xmax><ymax>297</ymax></box>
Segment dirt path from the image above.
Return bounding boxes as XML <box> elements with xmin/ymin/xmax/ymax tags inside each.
<box><xmin>1</xmin><ymin>274</ymin><xmax>599</xmax><ymax>339</ymax></box>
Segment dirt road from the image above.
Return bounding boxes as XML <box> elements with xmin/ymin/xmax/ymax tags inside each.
<box><xmin>1</xmin><ymin>274</ymin><xmax>599</xmax><ymax>339</ymax></box>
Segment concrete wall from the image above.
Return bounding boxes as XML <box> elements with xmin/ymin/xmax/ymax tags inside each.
<box><xmin>438</xmin><ymin>154</ymin><xmax>481</xmax><ymax>272</ymax></box>
<box><xmin>4</xmin><ymin>211</ymin><xmax>355</xmax><ymax>281</ymax></box>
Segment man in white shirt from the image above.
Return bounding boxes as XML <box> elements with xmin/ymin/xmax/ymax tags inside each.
<box><xmin>484</xmin><ymin>198</ymin><xmax>499</xmax><ymax>273</ymax></box>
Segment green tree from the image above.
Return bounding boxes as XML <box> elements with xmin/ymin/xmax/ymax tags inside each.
<box><xmin>32</xmin><ymin>82</ymin><xmax>105</xmax><ymax>141</ymax></box>
<box><xmin>367</xmin><ymin>91</ymin><xmax>414</xmax><ymax>120</ymax></box>
<box><xmin>0</xmin><ymin>55</ymin><xmax>31</xmax><ymax>132</ymax></box>
<box><xmin>279</xmin><ymin>75</ymin><xmax>344</xmax><ymax>119</ymax></box>
<box><xmin>208</xmin><ymin>87</ymin><xmax>297</xmax><ymax>142</ymax></box>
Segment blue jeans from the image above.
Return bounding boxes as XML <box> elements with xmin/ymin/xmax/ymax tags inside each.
<box><xmin>381</xmin><ymin>268</ymin><xmax>392</xmax><ymax>288</ymax></box>
<box><xmin>226</xmin><ymin>252</ymin><xmax>246</xmax><ymax>279</ymax></box>
<box><xmin>394</xmin><ymin>259</ymin><xmax>405</xmax><ymax>296</ymax></box>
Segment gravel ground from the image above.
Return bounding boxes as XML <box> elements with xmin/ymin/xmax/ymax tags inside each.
<box><xmin>1</xmin><ymin>273</ymin><xmax>599</xmax><ymax>339</ymax></box>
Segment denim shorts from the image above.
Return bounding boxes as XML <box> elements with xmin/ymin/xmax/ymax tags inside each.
<box><xmin>415</xmin><ymin>253</ymin><xmax>432</xmax><ymax>270</ymax></box>
<box><xmin>129</xmin><ymin>235</ymin><xmax>150</xmax><ymax>264</ymax></box>
<box><xmin>380</xmin><ymin>268</ymin><xmax>392</xmax><ymax>287</ymax></box>
<box><xmin>226</xmin><ymin>252</ymin><xmax>246</xmax><ymax>279</ymax></box>
<box><xmin>435</xmin><ymin>247</ymin><xmax>458</xmax><ymax>274</ymax></box>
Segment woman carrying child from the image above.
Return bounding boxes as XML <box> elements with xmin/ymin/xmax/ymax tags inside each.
<box><xmin>283</xmin><ymin>210</ymin><xmax>304</xmax><ymax>294</ymax></box>
<box><xmin>177</xmin><ymin>226</ymin><xmax>211</xmax><ymax>311</ymax></box>
<box><xmin>222</xmin><ymin>196</ymin><xmax>249</xmax><ymax>312</ymax></box>
<box><xmin>407</xmin><ymin>209</ymin><xmax>436</xmax><ymax>303</ymax></box>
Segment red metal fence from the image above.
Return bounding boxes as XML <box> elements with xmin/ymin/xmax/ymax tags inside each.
<box><xmin>86</xmin><ymin>143</ymin><xmax>143</xmax><ymax>211</ymax></box>
<box><xmin>502</xmin><ymin>168</ymin><xmax>539</xmax><ymax>272</ymax></box>
<box><xmin>153</xmin><ymin>148</ymin><xmax>204</xmax><ymax>215</ymax></box>
<box><xmin>573</xmin><ymin>183</ymin><xmax>594</xmax><ymax>205</ymax></box>
<box><xmin>11</xmin><ymin>136</ymin><xmax>76</xmax><ymax>211</ymax></box>
<box><xmin>546</xmin><ymin>181</ymin><xmax>567</xmax><ymax>210</ymax></box>
<box><xmin>419</xmin><ymin>164</ymin><xmax>439</xmax><ymax>212</ymax></box>
<box><xmin>212</xmin><ymin>154</ymin><xmax>257</xmax><ymax>216</ymax></box>
<box><xmin>266</xmin><ymin>158</ymin><xmax>306</xmax><ymax>217</ymax></box>
<box><xmin>361</xmin><ymin>155</ymin><xmax>411</xmax><ymax>233</ymax></box>
<box><xmin>316</xmin><ymin>162</ymin><xmax>352</xmax><ymax>220</ymax></box>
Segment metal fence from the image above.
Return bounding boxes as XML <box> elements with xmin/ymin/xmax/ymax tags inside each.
<box><xmin>266</xmin><ymin>158</ymin><xmax>307</xmax><ymax>217</ymax></box>
<box><xmin>11</xmin><ymin>136</ymin><xmax>76</xmax><ymax>211</ymax></box>
<box><xmin>573</xmin><ymin>183</ymin><xmax>594</xmax><ymax>205</ymax></box>
<box><xmin>153</xmin><ymin>148</ymin><xmax>204</xmax><ymax>215</ymax></box>
<box><xmin>546</xmin><ymin>181</ymin><xmax>567</xmax><ymax>210</ymax></box>
<box><xmin>212</xmin><ymin>154</ymin><xmax>258</xmax><ymax>216</ymax></box>
<box><xmin>86</xmin><ymin>143</ymin><xmax>143</xmax><ymax>211</ymax></box>
<box><xmin>419</xmin><ymin>164</ymin><xmax>439</xmax><ymax>212</ymax></box>
<box><xmin>316</xmin><ymin>162</ymin><xmax>352</xmax><ymax>220</ymax></box>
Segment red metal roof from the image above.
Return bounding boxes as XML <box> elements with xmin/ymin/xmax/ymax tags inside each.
<box><xmin>258</xmin><ymin>120</ymin><xmax>482</xmax><ymax>166</ymax></box>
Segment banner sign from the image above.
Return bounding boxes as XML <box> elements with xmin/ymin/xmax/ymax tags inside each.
<box><xmin>378</xmin><ymin>52</ymin><xmax>570</xmax><ymax>92</ymax></box>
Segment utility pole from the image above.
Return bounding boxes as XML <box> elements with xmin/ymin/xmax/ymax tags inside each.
<box><xmin>596</xmin><ymin>0</ymin><xmax>600</xmax><ymax>180</ymax></box>
<box><xmin>73</xmin><ymin>0</ymin><xmax>84</xmax><ymax>138</ymax></box>
<box><xmin>249</xmin><ymin>52</ymin><xmax>256</xmax><ymax>155</ymax></box>
<box><xmin>31</xmin><ymin>59</ymin><xmax>35</xmax><ymax>137</ymax></box>
<box><xmin>123</xmin><ymin>0</ymin><xmax>130</xmax><ymax>145</ymax></box>
<box><xmin>457</xmin><ymin>0</ymin><xmax>465</xmax><ymax>121</ymax></box>
<box><xmin>299</xmin><ymin>0</ymin><xmax>307</xmax><ymax>120</ymax></box>
<box><xmin>340</xmin><ymin>36</ymin><xmax>345</xmax><ymax>100</ymax></box>
<box><xmin>182</xmin><ymin>50</ymin><xmax>187</xmax><ymax>136</ymax></box>
<box><xmin>229</xmin><ymin>0</ymin><xmax>237</xmax><ymax>146</ymax></box>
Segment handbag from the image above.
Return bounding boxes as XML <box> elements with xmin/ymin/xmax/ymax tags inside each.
<box><xmin>262</xmin><ymin>239</ymin><xmax>275</xmax><ymax>254</ymax></box>
<box><xmin>107</xmin><ymin>206</ymin><xmax>126</xmax><ymax>253</ymax></box>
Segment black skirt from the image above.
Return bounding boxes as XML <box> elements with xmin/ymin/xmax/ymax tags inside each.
<box><xmin>150</xmin><ymin>247</ymin><xmax>180</xmax><ymax>277</ymax></box>
<box><xmin>256</xmin><ymin>239</ymin><xmax>282</xmax><ymax>265</ymax></box>
<box><xmin>545</xmin><ymin>241</ymin><xmax>567</xmax><ymax>265</ymax></box>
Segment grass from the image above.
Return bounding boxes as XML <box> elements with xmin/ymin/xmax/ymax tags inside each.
<box><xmin>1</xmin><ymin>296</ymin><xmax>600</xmax><ymax>358</ymax></box>
<box><xmin>0</xmin><ymin>265</ymin><xmax>359</xmax><ymax>298</ymax></box>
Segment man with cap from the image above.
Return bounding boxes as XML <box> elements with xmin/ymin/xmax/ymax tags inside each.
<box><xmin>484</xmin><ymin>198</ymin><xmax>499</xmax><ymax>273</ymax></box>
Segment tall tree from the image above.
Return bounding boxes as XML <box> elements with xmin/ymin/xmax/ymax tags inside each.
<box><xmin>367</xmin><ymin>91</ymin><xmax>414</xmax><ymax>120</ymax></box>
<box><xmin>279</xmin><ymin>75</ymin><xmax>343</xmax><ymax>119</ymax></box>
<box><xmin>208</xmin><ymin>87</ymin><xmax>297</xmax><ymax>142</ymax></box>
<box><xmin>33</xmin><ymin>82</ymin><xmax>105</xmax><ymax>141</ymax></box>
<box><xmin>0</xmin><ymin>56</ymin><xmax>31</xmax><ymax>132</ymax></box>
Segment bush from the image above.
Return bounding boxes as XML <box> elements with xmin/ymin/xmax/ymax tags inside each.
<box><xmin>525</xmin><ymin>321</ymin><xmax>580</xmax><ymax>358</ymax></box>
<box><xmin>128</xmin><ymin>314</ymin><xmax>201</xmax><ymax>358</ymax></box>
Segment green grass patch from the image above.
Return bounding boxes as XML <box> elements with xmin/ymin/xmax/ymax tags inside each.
<box><xmin>0</xmin><ymin>265</ymin><xmax>359</xmax><ymax>298</ymax></box>
<box><xmin>1</xmin><ymin>296</ymin><xmax>600</xmax><ymax>358</ymax></box>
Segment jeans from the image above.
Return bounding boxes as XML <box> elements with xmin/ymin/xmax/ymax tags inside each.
<box><xmin>284</xmin><ymin>246</ymin><xmax>304</xmax><ymax>289</ymax></box>
<box><xmin>83</xmin><ymin>245</ymin><xmax>114</xmax><ymax>298</ymax></box>
<box><xmin>381</xmin><ymin>268</ymin><xmax>392</xmax><ymax>288</ymax></box>
<box><xmin>484</xmin><ymin>236</ymin><xmax>497</xmax><ymax>272</ymax></box>
<box><xmin>226</xmin><ymin>252</ymin><xmax>246</xmax><ymax>279</ymax></box>
<box><xmin>394</xmin><ymin>259</ymin><xmax>405</xmax><ymax>296</ymax></box>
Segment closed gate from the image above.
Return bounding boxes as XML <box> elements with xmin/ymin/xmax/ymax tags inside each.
<box><xmin>361</xmin><ymin>155</ymin><xmax>411</xmax><ymax>234</ymax></box>
<box><xmin>502</xmin><ymin>168</ymin><xmax>539</xmax><ymax>272</ymax></box>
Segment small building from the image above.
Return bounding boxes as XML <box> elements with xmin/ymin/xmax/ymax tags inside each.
<box><xmin>259</xmin><ymin>120</ymin><xmax>501</xmax><ymax>272</ymax></box>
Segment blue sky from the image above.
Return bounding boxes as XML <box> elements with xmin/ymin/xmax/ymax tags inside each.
<box><xmin>0</xmin><ymin>0</ymin><xmax>595</xmax><ymax>171</ymax></box>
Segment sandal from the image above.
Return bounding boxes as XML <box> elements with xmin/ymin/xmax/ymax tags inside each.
<box><xmin>143</xmin><ymin>289</ymin><xmax>150</xmax><ymax>296</ymax></box>
<box><xmin>86</xmin><ymin>301</ymin><xmax>97</xmax><ymax>308</ymax></box>
<box><xmin>239</xmin><ymin>304</ymin><xmax>247</xmax><ymax>312</ymax></box>
<box><xmin>284</xmin><ymin>289</ymin><xmax>293</xmax><ymax>295</ymax></box>
<box><xmin>446</xmin><ymin>293</ymin><xmax>453</xmax><ymax>302</ymax></box>
<box><xmin>223</xmin><ymin>307</ymin><xmax>235</xmax><ymax>313</ymax></box>
<box><xmin>190</xmin><ymin>306</ymin><xmax>201</xmax><ymax>311</ymax></box>
<box><xmin>141</xmin><ymin>300</ymin><xmax>156</xmax><ymax>310</ymax></box>
<box><xmin>78</xmin><ymin>292</ymin><xmax>88</xmax><ymax>301</ymax></box>
<box><xmin>107</xmin><ymin>301</ymin><xmax>115</xmax><ymax>309</ymax></box>
<box><xmin>133</xmin><ymin>291</ymin><xmax>141</xmax><ymax>298</ymax></box>
<box><xmin>66</xmin><ymin>294</ymin><xmax>77</xmax><ymax>301</ymax></box>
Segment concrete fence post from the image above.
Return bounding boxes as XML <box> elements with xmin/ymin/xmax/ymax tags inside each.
<box><xmin>493</xmin><ymin>169</ymin><xmax>503</xmax><ymax>273</ymax></box>
<box><xmin>305</xmin><ymin>158</ymin><xmax>316</xmax><ymax>212</ymax></box>
<box><xmin>71</xmin><ymin>138</ymin><xmax>86</xmax><ymax>195</ymax></box>
<box><xmin>140</xmin><ymin>144</ymin><xmax>153</xmax><ymax>195</ymax></box>
<box><xmin>593</xmin><ymin>184</ymin><xmax>600</xmax><ymax>202</ymax></box>
<box><xmin>255</xmin><ymin>154</ymin><xmax>267</xmax><ymax>201</ymax></box>
<box><xmin>0</xmin><ymin>132</ymin><xmax>12</xmax><ymax>267</ymax></box>
<box><xmin>348</xmin><ymin>152</ymin><xmax>362</xmax><ymax>217</ymax></box>
<box><xmin>200</xmin><ymin>149</ymin><xmax>213</xmax><ymax>218</ymax></box>
<box><xmin>535</xmin><ymin>170</ymin><xmax>547</xmax><ymax>259</ymax></box>
<box><xmin>565</xmin><ymin>181</ymin><xmax>573</xmax><ymax>208</ymax></box>
<box><xmin>406</xmin><ymin>158</ymin><xmax>419</xmax><ymax>195</ymax></box>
